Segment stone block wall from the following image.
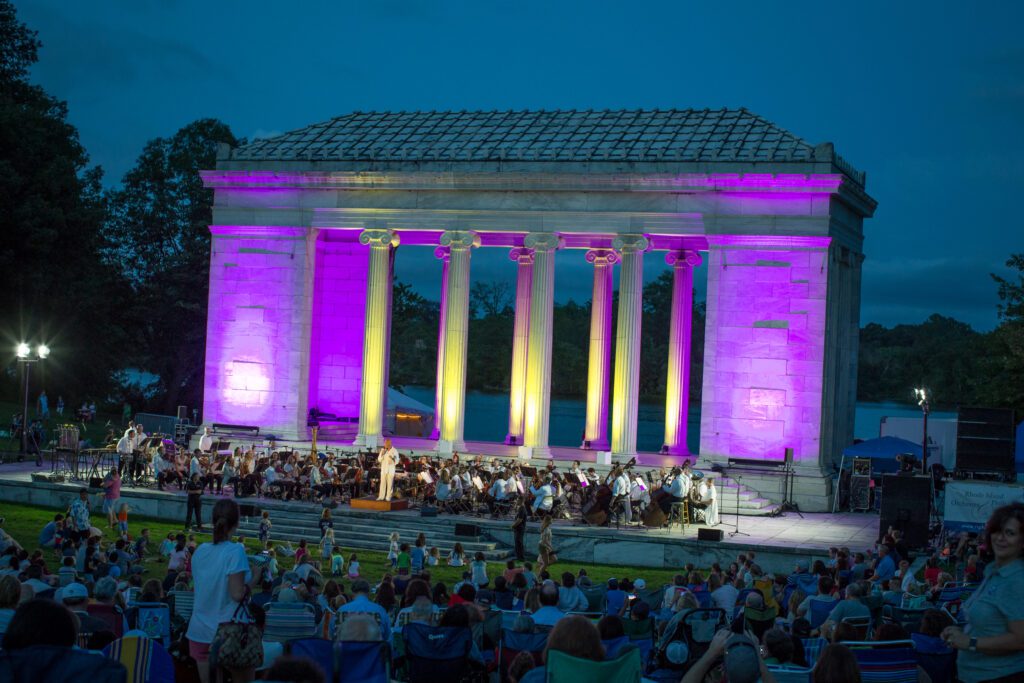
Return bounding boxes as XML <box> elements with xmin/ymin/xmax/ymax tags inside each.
<box><xmin>202</xmin><ymin>226</ymin><xmax>315</xmax><ymax>438</ymax></box>
<box><xmin>700</xmin><ymin>236</ymin><xmax>832</xmax><ymax>470</ymax></box>
<box><xmin>308</xmin><ymin>231</ymin><xmax>369</xmax><ymax>420</ymax></box>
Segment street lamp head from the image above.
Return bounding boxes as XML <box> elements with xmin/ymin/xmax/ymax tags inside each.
<box><xmin>16</xmin><ymin>343</ymin><xmax>30</xmax><ymax>359</ymax></box>
<box><xmin>36</xmin><ymin>344</ymin><xmax>50</xmax><ymax>359</ymax></box>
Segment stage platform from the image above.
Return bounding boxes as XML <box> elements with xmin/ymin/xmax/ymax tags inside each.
<box><xmin>0</xmin><ymin>462</ymin><xmax>881</xmax><ymax>573</ymax></box>
<box><xmin>350</xmin><ymin>496</ymin><xmax>409</xmax><ymax>512</ymax></box>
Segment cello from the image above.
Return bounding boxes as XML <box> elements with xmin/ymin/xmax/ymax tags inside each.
<box><xmin>582</xmin><ymin>484</ymin><xmax>613</xmax><ymax>525</ymax></box>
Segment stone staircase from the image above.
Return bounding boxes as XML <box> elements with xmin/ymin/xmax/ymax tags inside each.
<box><xmin>713</xmin><ymin>478</ymin><xmax>780</xmax><ymax>517</ymax></box>
<box><xmin>236</xmin><ymin>502</ymin><xmax>512</xmax><ymax>561</ymax></box>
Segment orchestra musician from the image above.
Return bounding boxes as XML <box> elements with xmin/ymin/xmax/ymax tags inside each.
<box><xmin>659</xmin><ymin>466</ymin><xmax>688</xmax><ymax>515</ymax></box>
<box><xmin>377</xmin><ymin>438</ymin><xmax>399</xmax><ymax>501</ymax></box>
<box><xmin>116</xmin><ymin>429</ymin><xmax>134</xmax><ymax>478</ymax></box>
<box><xmin>198</xmin><ymin>426</ymin><xmax>214</xmax><ymax>453</ymax></box>
<box><xmin>611</xmin><ymin>466</ymin><xmax>632</xmax><ymax>524</ymax></box>
<box><xmin>530</xmin><ymin>475</ymin><xmax>555</xmax><ymax>517</ymax></box>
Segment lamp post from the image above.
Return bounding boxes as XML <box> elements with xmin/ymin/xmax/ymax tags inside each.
<box><xmin>914</xmin><ymin>387</ymin><xmax>930</xmax><ymax>474</ymax></box>
<box><xmin>16</xmin><ymin>342</ymin><xmax>49</xmax><ymax>456</ymax></box>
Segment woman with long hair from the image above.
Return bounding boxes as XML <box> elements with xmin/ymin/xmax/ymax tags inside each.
<box><xmin>186</xmin><ymin>498</ymin><xmax>262</xmax><ymax>683</ymax></box>
<box><xmin>537</xmin><ymin>516</ymin><xmax>555</xmax><ymax>575</ymax></box>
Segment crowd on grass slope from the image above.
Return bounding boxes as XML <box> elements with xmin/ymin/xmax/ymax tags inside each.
<box><xmin>0</xmin><ymin>495</ymin><xmax>1021</xmax><ymax>683</ymax></box>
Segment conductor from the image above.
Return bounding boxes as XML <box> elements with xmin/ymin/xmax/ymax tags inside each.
<box><xmin>377</xmin><ymin>438</ymin><xmax>399</xmax><ymax>501</ymax></box>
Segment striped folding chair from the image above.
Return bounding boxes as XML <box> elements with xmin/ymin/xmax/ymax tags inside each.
<box><xmin>768</xmin><ymin>664</ymin><xmax>813</xmax><ymax>683</ymax></box>
<box><xmin>801</xmin><ymin>636</ymin><xmax>828</xmax><ymax>668</ymax></box>
<box><xmin>264</xmin><ymin>602</ymin><xmax>318</xmax><ymax>643</ymax></box>
<box><xmin>167</xmin><ymin>590</ymin><xmax>194</xmax><ymax>623</ymax></box>
<box><xmin>841</xmin><ymin>640</ymin><xmax>918</xmax><ymax>683</ymax></box>
<box><xmin>103</xmin><ymin>633</ymin><xmax>176</xmax><ymax>683</ymax></box>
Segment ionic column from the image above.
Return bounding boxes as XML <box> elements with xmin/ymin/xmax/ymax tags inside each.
<box><xmin>505</xmin><ymin>247</ymin><xmax>534</xmax><ymax>445</ymax></box>
<box><xmin>522</xmin><ymin>233</ymin><xmax>562</xmax><ymax>458</ymax></box>
<box><xmin>437</xmin><ymin>231</ymin><xmax>480</xmax><ymax>453</ymax></box>
<box><xmin>582</xmin><ymin>248</ymin><xmax>618</xmax><ymax>450</ymax></box>
<box><xmin>355</xmin><ymin>228</ymin><xmax>399</xmax><ymax>449</ymax></box>
<box><xmin>610</xmin><ymin>234</ymin><xmax>649</xmax><ymax>457</ymax></box>
<box><xmin>662</xmin><ymin>249</ymin><xmax>702</xmax><ymax>455</ymax></box>
<box><xmin>430</xmin><ymin>247</ymin><xmax>450</xmax><ymax>440</ymax></box>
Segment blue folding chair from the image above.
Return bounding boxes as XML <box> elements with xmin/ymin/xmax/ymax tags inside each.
<box><xmin>289</xmin><ymin>638</ymin><xmax>334</xmax><ymax>681</ymax></box>
<box><xmin>403</xmin><ymin>622</ymin><xmax>475</xmax><ymax>683</ymax></box>
<box><xmin>602</xmin><ymin>635</ymin><xmax>630</xmax><ymax>660</ymax></box>
<box><xmin>265</xmin><ymin>602</ymin><xmax>318</xmax><ymax>643</ymax></box>
<box><xmin>103</xmin><ymin>632</ymin><xmax>176</xmax><ymax>683</ymax></box>
<box><xmin>499</xmin><ymin>629</ymin><xmax>548</xmax><ymax>682</ymax></box>
<box><xmin>801</xmin><ymin>637</ymin><xmax>827</xmax><ymax>668</ymax></box>
<box><xmin>911</xmin><ymin>633</ymin><xmax>956</xmax><ymax>683</ymax></box>
<box><xmin>336</xmin><ymin>639</ymin><xmax>390</xmax><ymax>683</ymax></box>
<box><xmin>767</xmin><ymin>665</ymin><xmax>813</xmax><ymax>683</ymax></box>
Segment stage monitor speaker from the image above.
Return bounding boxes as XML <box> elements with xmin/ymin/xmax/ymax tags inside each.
<box><xmin>89</xmin><ymin>477</ymin><xmax>103</xmax><ymax>490</ymax></box>
<box><xmin>238</xmin><ymin>504</ymin><xmax>261</xmax><ymax>518</ymax></box>
<box><xmin>879</xmin><ymin>474</ymin><xmax>931</xmax><ymax>550</ymax></box>
<box><xmin>698</xmin><ymin>528</ymin><xmax>724</xmax><ymax>542</ymax></box>
<box><xmin>420</xmin><ymin>505</ymin><xmax>438</xmax><ymax>518</ymax></box>
<box><xmin>177</xmin><ymin>405</ymin><xmax>188</xmax><ymax>421</ymax></box>
<box><xmin>455</xmin><ymin>523</ymin><xmax>481</xmax><ymax>537</ymax></box>
<box><xmin>956</xmin><ymin>407</ymin><xmax>1016</xmax><ymax>475</ymax></box>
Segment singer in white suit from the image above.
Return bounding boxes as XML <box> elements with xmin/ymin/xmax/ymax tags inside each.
<box><xmin>377</xmin><ymin>439</ymin><xmax>399</xmax><ymax>501</ymax></box>
<box><xmin>699</xmin><ymin>477</ymin><xmax>720</xmax><ymax>526</ymax></box>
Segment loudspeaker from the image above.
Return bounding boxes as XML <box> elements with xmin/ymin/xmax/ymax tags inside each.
<box><xmin>177</xmin><ymin>405</ymin><xmax>188</xmax><ymax>420</ymax></box>
<box><xmin>698</xmin><ymin>527</ymin><xmax>724</xmax><ymax>542</ymax></box>
<box><xmin>879</xmin><ymin>474</ymin><xmax>931</xmax><ymax>549</ymax></box>
<box><xmin>238</xmin><ymin>504</ymin><xmax>261</xmax><ymax>518</ymax></box>
<box><xmin>420</xmin><ymin>505</ymin><xmax>438</xmax><ymax>517</ymax></box>
<box><xmin>89</xmin><ymin>477</ymin><xmax>103</xmax><ymax>489</ymax></box>
<box><xmin>956</xmin><ymin>407</ymin><xmax>1016</xmax><ymax>475</ymax></box>
<box><xmin>455</xmin><ymin>523</ymin><xmax>481</xmax><ymax>537</ymax></box>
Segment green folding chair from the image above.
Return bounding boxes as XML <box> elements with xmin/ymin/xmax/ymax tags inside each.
<box><xmin>545</xmin><ymin>647</ymin><xmax>642</xmax><ymax>682</ymax></box>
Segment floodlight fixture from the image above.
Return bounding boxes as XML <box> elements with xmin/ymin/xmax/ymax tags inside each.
<box><xmin>37</xmin><ymin>344</ymin><xmax>50</xmax><ymax>359</ymax></box>
<box><xmin>16</xmin><ymin>342</ymin><xmax>30</xmax><ymax>359</ymax></box>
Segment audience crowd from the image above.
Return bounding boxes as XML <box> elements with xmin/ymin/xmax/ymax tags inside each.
<box><xmin>0</xmin><ymin>493</ymin><xmax>1021</xmax><ymax>683</ymax></box>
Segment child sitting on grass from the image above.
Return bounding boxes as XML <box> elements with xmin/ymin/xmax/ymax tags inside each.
<box><xmin>471</xmin><ymin>551</ymin><xmax>489</xmax><ymax>588</ymax></box>
<box><xmin>331</xmin><ymin>546</ymin><xmax>344</xmax><ymax>576</ymax></box>
<box><xmin>347</xmin><ymin>553</ymin><xmax>360</xmax><ymax>579</ymax></box>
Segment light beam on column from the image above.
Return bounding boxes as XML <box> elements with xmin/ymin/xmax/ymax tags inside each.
<box><xmin>662</xmin><ymin>249</ymin><xmax>702</xmax><ymax>456</ymax></box>
<box><xmin>437</xmin><ymin>231</ymin><xmax>480</xmax><ymax>453</ymax></box>
<box><xmin>522</xmin><ymin>232</ymin><xmax>562</xmax><ymax>459</ymax></box>
<box><xmin>430</xmin><ymin>246</ymin><xmax>450</xmax><ymax>440</ymax></box>
<box><xmin>610</xmin><ymin>234</ymin><xmax>649</xmax><ymax>458</ymax></box>
<box><xmin>355</xmin><ymin>228</ymin><xmax>399</xmax><ymax>449</ymax></box>
<box><xmin>582</xmin><ymin>248</ymin><xmax>618</xmax><ymax>450</ymax></box>
<box><xmin>505</xmin><ymin>246</ymin><xmax>534</xmax><ymax>445</ymax></box>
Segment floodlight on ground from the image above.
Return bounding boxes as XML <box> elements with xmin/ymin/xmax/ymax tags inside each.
<box><xmin>16</xmin><ymin>342</ymin><xmax>30</xmax><ymax>359</ymax></box>
<box><xmin>37</xmin><ymin>344</ymin><xmax>50</xmax><ymax>359</ymax></box>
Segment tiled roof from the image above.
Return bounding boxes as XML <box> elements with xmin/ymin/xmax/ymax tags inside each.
<box><xmin>231</xmin><ymin>108</ymin><xmax>835</xmax><ymax>166</ymax></box>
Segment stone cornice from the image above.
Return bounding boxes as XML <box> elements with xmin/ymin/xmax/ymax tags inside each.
<box><xmin>201</xmin><ymin>169</ymin><xmax>847</xmax><ymax>196</ymax></box>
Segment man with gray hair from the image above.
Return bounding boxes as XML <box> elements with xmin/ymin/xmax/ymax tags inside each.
<box><xmin>408</xmin><ymin>596</ymin><xmax>434</xmax><ymax>626</ymax></box>
<box><xmin>819</xmin><ymin>580</ymin><xmax>871</xmax><ymax>639</ymax></box>
<box><xmin>338</xmin><ymin>614</ymin><xmax>382</xmax><ymax>642</ymax></box>
<box><xmin>338</xmin><ymin>579</ymin><xmax>391</xmax><ymax>642</ymax></box>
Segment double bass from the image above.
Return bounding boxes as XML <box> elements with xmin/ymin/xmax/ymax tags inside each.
<box><xmin>582</xmin><ymin>484</ymin><xmax>613</xmax><ymax>525</ymax></box>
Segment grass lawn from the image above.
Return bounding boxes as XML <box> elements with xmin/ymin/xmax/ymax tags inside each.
<box><xmin>0</xmin><ymin>500</ymin><xmax>696</xmax><ymax>590</ymax></box>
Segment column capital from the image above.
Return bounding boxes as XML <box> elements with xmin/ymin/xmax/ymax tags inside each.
<box><xmin>509</xmin><ymin>247</ymin><xmax>535</xmax><ymax>264</ymax></box>
<box><xmin>434</xmin><ymin>246</ymin><xmax>450</xmax><ymax>261</ymax></box>
<box><xmin>439</xmin><ymin>230</ymin><xmax>481</xmax><ymax>250</ymax></box>
<box><xmin>612</xmin><ymin>234</ymin><xmax>650</xmax><ymax>254</ymax></box>
<box><xmin>523</xmin><ymin>232</ymin><xmax>563</xmax><ymax>252</ymax></box>
<box><xmin>585</xmin><ymin>248</ymin><xmax>619</xmax><ymax>266</ymax></box>
<box><xmin>359</xmin><ymin>229</ymin><xmax>399</xmax><ymax>248</ymax></box>
<box><xmin>665</xmin><ymin>249</ymin><xmax>702</xmax><ymax>268</ymax></box>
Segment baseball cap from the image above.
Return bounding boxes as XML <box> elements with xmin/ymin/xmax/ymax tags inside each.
<box><xmin>62</xmin><ymin>582</ymin><xmax>89</xmax><ymax>601</ymax></box>
<box><xmin>277</xmin><ymin>587</ymin><xmax>300</xmax><ymax>603</ymax></box>
<box><xmin>634</xmin><ymin>578</ymin><xmax>647</xmax><ymax>590</ymax></box>
<box><xmin>724</xmin><ymin>634</ymin><xmax>761</xmax><ymax>683</ymax></box>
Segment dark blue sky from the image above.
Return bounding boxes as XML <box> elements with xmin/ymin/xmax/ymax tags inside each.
<box><xmin>19</xmin><ymin>0</ymin><xmax>1023</xmax><ymax>329</ymax></box>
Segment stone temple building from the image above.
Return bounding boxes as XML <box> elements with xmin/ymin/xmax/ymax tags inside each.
<box><xmin>200</xmin><ymin>109</ymin><xmax>876</xmax><ymax>510</ymax></box>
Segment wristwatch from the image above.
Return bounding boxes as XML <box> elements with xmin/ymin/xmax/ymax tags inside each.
<box><xmin>968</xmin><ymin>637</ymin><xmax>978</xmax><ymax>652</ymax></box>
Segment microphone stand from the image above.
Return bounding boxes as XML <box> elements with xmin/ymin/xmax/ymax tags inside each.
<box><xmin>729</xmin><ymin>474</ymin><xmax>750</xmax><ymax>538</ymax></box>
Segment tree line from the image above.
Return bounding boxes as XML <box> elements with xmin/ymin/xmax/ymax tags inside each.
<box><xmin>2</xmin><ymin>1</ymin><xmax>1022</xmax><ymax>421</ymax></box>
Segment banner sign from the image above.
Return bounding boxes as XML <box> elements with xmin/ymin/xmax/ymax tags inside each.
<box><xmin>944</xmin><ymin>480</ymin><xmax>1024</xmax><ymax>531</ymax></box>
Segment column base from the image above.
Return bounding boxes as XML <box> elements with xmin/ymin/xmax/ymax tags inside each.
<box><xmin>505</xmin><ymin>433</ymin><xmax>524</xmax><ymax>446</ymax></box>
<box><xmin>580</xmin><ymin>438</ymin><xmax>609</xmax><ymax>451</ymax></box>
<box><xmin>436</xmin><ymin>439</ymin><xmax>465</xmax><ymax>455</ymax></box>
<box><xmin>518</xmin><ymin>445</ymin><xmax>551</xmax><ymax>460</ymax></box>
<box><xmin>354</xmin><ymin>433</ymin><xmax>381</xmax><ymax>450</ymax></box>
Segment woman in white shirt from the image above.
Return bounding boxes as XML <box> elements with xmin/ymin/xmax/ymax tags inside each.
<box><xmin>186</xmin><ymin>499</ymin><xmax>262</xmax><ymax>683</ymax></box>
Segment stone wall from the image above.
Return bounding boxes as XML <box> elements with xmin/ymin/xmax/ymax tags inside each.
<box><xmin>202</xmin><ymin>226</ymin><xmax>316</xmax><ymax>438</ymax></box>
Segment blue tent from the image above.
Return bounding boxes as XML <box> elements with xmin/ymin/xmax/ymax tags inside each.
<box><xmin>1016</xmin><ymin>421</ymin><xmax>1024</xmax><ymax>477</ymax></box>
<box><xmin>842</xmin><ymin>436</ymin><xmax>924</xmax><ymax>474</ymax></box>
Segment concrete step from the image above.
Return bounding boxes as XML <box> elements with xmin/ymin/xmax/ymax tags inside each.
<box><xmin>237</xmin><ymin>521</ymin><xmax>501</xmax><ymax>552</ymax></box>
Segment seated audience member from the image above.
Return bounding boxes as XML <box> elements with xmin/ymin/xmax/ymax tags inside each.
<box><xmin>681</xmin><ymin>629</ymin><xmax>773</xmax><ymax>683</ymax></box>
<box><xmin>264</xmin><ymin>656</ymin><xmax>326</xmax><ymax>683</ymax></box>
<box><xmin>532</xmin><ymin>582</ymin><xmax>565</xmax><ymax>627</ymax></box>
<box><xmin>512</xmin><ymin>613</ymin><xmax>536</xmax><ymax>633</ymax></box>
<box><xmin>61</xmin><ymin>582</ymin><xmax>113</xmax><ymax>636</ymax></box>
<box><xmin>830</xmin><ymin>621</ymin><xmax>860</xmax><ymax>644</ymax></box>
<box><xmin>597</xmin><ymin>614</ymin><xmax>625</xmax><ymax>641</ymax></box>
<box><xmin>0</xmin><ymin>576</ymin><xmax>22</xmax><ymax>636</ymax></box>
<box><xmin>2</xmin><ymin>598</ymin><xmax>77</xmax><ymax>650</ymax></box>
<box><xmin>918</xmin><ymin>608</ymin><xmax>954</xmax><ymax>639</ymax></box>
<box><xmin>818</xmin><ymin>581</ymin><xmax>870</xmax><ymax>640</ymax></box>
<box><xmin>338</xmin><ymin>579</ymin><xmax>391</xmax><ymax>643</ymax></box>
<box><xmin>796</xmin><ymin>576</ymin><xmax>836</xmax><ymax>618</ymax></box>
<box><xmin>710</xmin><ymin>571</ymin><xmax>738</xmax><ymax>614</ymax></box>
<box><xmin>339</xmin><ymin>614</ymin><xmax>382</xmax><ymax>642</ymax></box>
<box><xmin>557</xmin><ymin>572</ymin><xmax>589</xmax><ymax>612</ymax></box>
<box><xmin>521</xmin><ymin>615</ymin><xmax>606</xmax><ymax>682</ymax></box>
<box><xmin>605</xmin><ymin>578</ymin><xmax>628</xmax><ymax>616</ymax></box>
<box><xmin>812</xmin><ymin>643</ymin><xmax>862</xmax><ymax>683</ymax></box>
<box><xmin>508</xmin><ymin>650</ymin><xmax>537</xmax><ymax>683</ymax></box>
<box><xmin>761</xmin><ymin>627</ymin><xmax>796</xmax><ymax>665</ymax></box>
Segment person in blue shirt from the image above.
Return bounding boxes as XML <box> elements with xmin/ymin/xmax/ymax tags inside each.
<box><xmin>869</xmin><ymin>544</ymin><xmax>897</xmax><ymax>584</ymax></box>
<box><xmin>38</xmin><ymin>514</ymin><xmax>64</xmax><ymax>548</ymax></box>
<box><xmin>605</xmin><ymin>578</ymin><xmax>628</xmax><ymax>616</ymax></box>
<box><xmin>338</xmin><ymin>579</ymin><xmax>392</xmax><ymax>643</ymax></box>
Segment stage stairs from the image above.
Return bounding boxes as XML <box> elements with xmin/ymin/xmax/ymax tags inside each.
<box><xmin>236</xmin><ymin>501</ymin><xmax>513</xmax><ymax>561</ymax></box>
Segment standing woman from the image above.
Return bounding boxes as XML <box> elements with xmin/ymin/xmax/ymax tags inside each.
<box><xmin>537</xmin><ymin>515</ymin><xmax>555</xmax><ymax>575</ymax></box>
<box><xmin>187</xmin><ymin>499</ymin><xmax>262</xmax><ymax>683</ymax></box>
<box><xmin>941</xmin><ymin>502</ymin><xmax>1024</xmax><ymax>683</ymax></box>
